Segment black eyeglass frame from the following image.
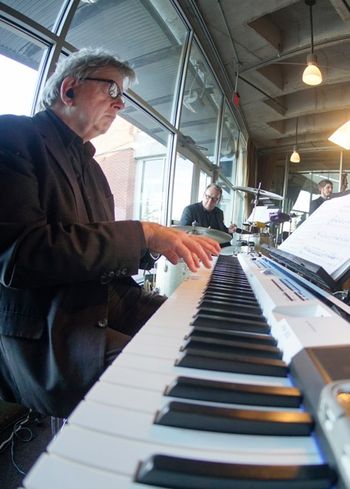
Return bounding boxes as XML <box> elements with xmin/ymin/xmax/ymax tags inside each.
<box><xmin>84</xmin><ymin>77</ymin><xmax>125</xmax><ymax>102</ymax></box>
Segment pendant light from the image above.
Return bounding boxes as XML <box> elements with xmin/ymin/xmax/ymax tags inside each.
<box><xmin>290</xmin><ymin>118</ymin><xmax>301</xmax><ymax>163</ymax></box>
<box><xmin>302</xmin><ymin>0</ymin><xmax>322</xmax><ymax>86</ymax></box>
<box><xmin>328</xmin><ymin>120</ymin><xmax>350</xmax><ymax>150</ymax></box>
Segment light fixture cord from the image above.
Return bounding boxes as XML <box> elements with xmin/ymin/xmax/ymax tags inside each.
<box><xmin>295</xmin><ymin>117</ymin><xmax>298</xmax><ymax>147</ymax></box>
<box><xmin>309</xmin><ymin>3</ymin><xmax>314</xmax><ymax>54</ymax></box>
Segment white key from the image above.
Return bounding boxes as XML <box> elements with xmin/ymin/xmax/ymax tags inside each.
<box><xmin>88</xmin><ymin>377</ymin><xmax>299</xmax><ymax>413</ymax></box>
<box><xmin>110</xmin><ymin>351</ymin><xmax>293</xmax><ymax>387</ymax></box>
<box><xmin>47</xmin><ymin>423</ymin><xmax>324</xmax><ymax>478</ymax></box>
<box><xmin>101</xmin><ymin>363</ymin><xmax>292</xmax><ymax>392</ymax></box>
<box><xmin>68</xmin><ymin>399</ymin><xmax>320</xmax><ymax>460</ymax></box>
<box><xmin>23</xmin><ymin>452</ymin><xmax>163</xmax><ymax>489</ymax></box>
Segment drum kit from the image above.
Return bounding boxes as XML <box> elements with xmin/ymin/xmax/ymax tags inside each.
<box><xmin>171</xmin><ymin>184</ymin><xmax>291</xmax><ymax>255</ymax></box>
<box><xmin>156</xmin><ymin>184</ymin><xmax>290</xmax><ymax>296</ymax></box>
<box><xmin>233</xmin><ymin>184</ymin><xmax>292</xmax><ymax>249</ymax></box>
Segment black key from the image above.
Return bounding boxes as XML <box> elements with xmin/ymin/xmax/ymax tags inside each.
<box><xmin>181</xmin><ymin>337</ymin><xmax>282</xmax><ymax>360</ymax></box>
<box><xmin>191</xmin><ymin>313</ymin><xmax>270</xmax><ymax>333</ymax></box>
<box><xmin>199</xmin><ymin>298</ymin><xmax>262</xmax><ymax>314</ymax></box>
<box><xmin>176</xmin><ymin>348</ymin><xmax>288</xmax><ymax>377</ymax></box>
<box><xmin>135</xmin><ymin>454</ymin><xmax>336</xmax><ymax>489</ymax></box>
<box><xmin>187</xmin><ymin>327</ymin><xmax>277</xmax><ymax>346</ymax></box>
<box><xmin>201</xmin><ymin>293</ymin><xmax>259</xmax><ymax>306</ymax></box>
<box><xmin>164</xmin><ymin>376</ymin><xmax>302</xmax><ymax>407</ymax></box>
<box><xmin>207</xmin><ymin>280</ymin><xmax>253</xmax><ymax>289</ymax></box>
<box><xmin>210</xmin><ymin>279</ymin><xmax>249</xmax><ymax>287</ymax></box>
<box><xmin>197</xmin><ymin>305</ymin><xmax>264</xmax><ymax>321</ymax></box>
<box><xmin>207</xmin><ymin>283</ymin><xmax>254</xmax><ymax>294</ymax></box>
<box><xmin>200</xmin><ymin>294</ymin><xmax>259</xmax><ymax>305</ymax></box>
<box><xmin>154</xmin><ymin>401</ymin><xmax>314</xmax><ymax>435</ymax></box>
<box><xmin>204</xmin><ymin>287</ymin><xmax>256</xmax><ymax>298</ymax></box>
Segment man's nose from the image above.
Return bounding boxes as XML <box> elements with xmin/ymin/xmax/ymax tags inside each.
<box><xmin>112</xmin><ymin>99</ymin><xmax>125</xmax><ymax>110</ymax></box>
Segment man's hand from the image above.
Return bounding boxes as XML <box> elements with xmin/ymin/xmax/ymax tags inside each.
<box><xmin>228</xmin><ymin>223</ymin><xmax>237</xmax><ymax>233</ymax></box>
<box><xmin>141</xmin><ymin>222</ymin><xmax>220</xmax><ymax>272</ymax></box>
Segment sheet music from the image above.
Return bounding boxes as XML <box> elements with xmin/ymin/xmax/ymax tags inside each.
<box><xmin>278</xmin><ymin>194</ymin><xmax>350</xmax><ymax>280</ymax></box>
<box><xmin>247</xmin><ymin>205</ymin><xmax>279</xmax><ymax>223</ymax></box>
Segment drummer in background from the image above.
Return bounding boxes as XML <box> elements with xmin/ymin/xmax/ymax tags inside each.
<box><xmin>309</xmin><ymin>179</ymin><xmax>333</xmax><ymax>215</ymax></box>
<box><xmin>180</xmin><ymin>183</ymin><xmax>237</xmax><ymax>246</ymax></box>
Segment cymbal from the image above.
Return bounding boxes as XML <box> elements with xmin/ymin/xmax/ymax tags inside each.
<box><xmin>172</xmin><ymin>225</ymin><xmax>232</xmax><ymax>244</ymax></box>
<box><xmin>233</xmin><ymin>185</ymin><xmax>284</xmax><ymax>201</ymax></box>
<box><xmin>269</xmin><ymin>212</ymin><xmax>291</xmax><ymax>224</ymax></box>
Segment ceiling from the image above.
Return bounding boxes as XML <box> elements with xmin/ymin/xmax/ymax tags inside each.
<box><xmin>178</xmin><ymin>0</ymin><xmax>350</xmax><ymax>173</ymax></box>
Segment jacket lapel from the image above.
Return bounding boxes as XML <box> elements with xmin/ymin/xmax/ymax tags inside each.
<box><xmin>33</xmin><ymin>111</ymin><xmax>89</xmax><ymax>221</ymax></box>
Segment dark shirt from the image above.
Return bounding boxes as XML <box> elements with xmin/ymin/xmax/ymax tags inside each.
<box><xmin>179</xmin><ymin>202</ymin><xmax>229</xmax><ymax>233</ymax></box>
<box><xmin>309</xmin><ymin>196</ymin><xmax>326</xmax><ymax>215</ymax></box>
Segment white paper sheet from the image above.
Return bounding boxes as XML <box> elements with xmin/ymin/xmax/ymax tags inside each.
<box><xmin>278</xmin><ymin>194</ymin><xmax>350</xmax><ymax>280</ymax></box>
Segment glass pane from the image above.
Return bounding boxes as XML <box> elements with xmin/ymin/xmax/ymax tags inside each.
<box><xmin>0</xmin><ymin>25</ymin><xmax>47</xmax><ymax>115</ymax></box>
<box><xmin>198</xmin><ymin>171</ymin><xmax>211</xmax><ymax>201</ymax></box>
<box><xmin>180</xmin><ymin>41</ymin><xmax>223</xmax><ymax>163</ymax></box>
<box><xmin>2</xmin><ymin>0</ymin><xmax>65</xmax><ymax>30</ymax></box>
<box><xmin>66</xmin><ymin>0</ymin><xmax>189</xmax><ymax>122</ymax></box>
<box><xmin>137</xmin><ymin>157</ymin><xmax>165</xmax><ymax>222</ymax></box>
<box><xmin>219</xmin><ymin>103</ymin><xmax>239</xmax><ymax>183</ymax></box>
<box><xmin>216</xmin><ymin>178</ymin><xmax>234</xmax><ymax>229</ymax></box>
<box><xmin>171</xmin><ymin>156</ymin><xmax>193</xmax><ymax>223</ymax></box>
<box><xmin>92</xmin><ymin>102</ymin><xmax>170</xmax><ymax>223</ymax></box>
<box><xmin>232</xmin><ymin>134</ymin><xmax>247</xmax><ymax>227</ymax></box>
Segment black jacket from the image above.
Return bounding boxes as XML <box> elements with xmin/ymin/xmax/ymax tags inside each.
<box><xmin>0</xmin><ymin>111</ymin><xmax>147</xmax><ymax>416</ymax></box>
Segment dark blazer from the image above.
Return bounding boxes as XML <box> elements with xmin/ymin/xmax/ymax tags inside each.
<box><xmin>0</xmin><ymin>111</ymin><xmax>147</xmax><ymax>416</ymax></box>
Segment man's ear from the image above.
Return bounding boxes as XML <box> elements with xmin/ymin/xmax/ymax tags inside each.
<box><xmin>60</xmin><ymin>77</ymin><xmax>78</xmax><ymax>104</ymax></box>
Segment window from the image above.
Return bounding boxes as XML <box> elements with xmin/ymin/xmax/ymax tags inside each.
<box><xmin>136</xmin><ymin>157</ymin><xmax>165</xmax><ymax>222</ymax></box>
<box><xmin>171</xmin><ymin>156</ymin><xmax>193</xmax><ymax>222</ymax></box>
<box><xmin>0</xmin><ymin>25</ymin><xmax>47</xmax><ymax>115</ymax></box>
<box><xmin>216</xmin><ymin>178</ymin><xmax>234</xmax><ymax>229</ymax></box>
<box><xmin>219</xmin><ymin>103</ymin><xmax>239</xmax><ymax>183</ymax></box>
<box><xmin>2</xmin><ymin>0</ymin><xmax>65</xmax><ymax>29</ymax></box>
<box><xmin>66</xmin><ymin>0</ymin><xmax>189</xmax><ymax>123</ymax></box>
<box><xmin>180</xmin><ymin>41</ymin><xmax>223</xmax><ymax>164</ymax></box>
<box><xmin>198</xmin><ymin>170</ymin><xmax>210</xmax><ymax>201</ymax></box>
<box><xmin>92</xmin><ymin>101</ymin><xmax>170</xmax><ymax>223</ymax></box>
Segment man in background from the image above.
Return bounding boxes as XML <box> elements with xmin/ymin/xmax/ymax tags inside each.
<box><xmin>180</xmin><ymin>183</ymin><xmax>237</xmax><ymax>238</ymax></box>
<box><xmin>309</xmin><ymin>179</ymin><xmax>333</xmax><ymax>215</ymax></box>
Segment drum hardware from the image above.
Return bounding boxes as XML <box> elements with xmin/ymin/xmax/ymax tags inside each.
<box><xmin>234</xmin><ymin>183</ymin><xmax>283</xmax><ymax>243</ymax></box>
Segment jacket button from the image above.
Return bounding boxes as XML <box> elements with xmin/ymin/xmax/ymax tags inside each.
<box><xmin>96</xmin><ymin>318</ymin><xmax>108</xmax><ymax>328</ymax></box>
<box><xmin>100</xmin><ymin>270</ymin><xmax>115</xmax><ymax>284</ymax></box>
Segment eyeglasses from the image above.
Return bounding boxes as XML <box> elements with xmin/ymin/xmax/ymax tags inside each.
<box><xmin>204</xmin><ymin>193</ymin><xmax>220</xmax><ymax>202</ymax></box>
<box><xmin>84</xmin><ymin>77</ymin><xmax>125</xmax><ymax>103</ymax></box>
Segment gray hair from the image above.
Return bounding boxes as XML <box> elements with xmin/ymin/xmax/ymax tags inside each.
<box><xmin>40</xmin><ymin>47</ymin><xmax>136</xmax><ymax>109</ymax></box>
<box><xmin>206</xmin><ymin>183</ymin><xmax>223</xmax><ymax>197</ymax></box>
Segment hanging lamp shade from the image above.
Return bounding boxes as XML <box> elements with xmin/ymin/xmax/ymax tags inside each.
<box><xmin>328</xmin><ymin>120</ymin><xmax>350</xmax><ymax>150</ymax></box>
<box><xmin>302</xmin><ymin>54</ymin><xmax>322</xmax><ymax>85</ymax></box>
<box><xmin>290</xmin><ymin>118</ymin><xmax>301</xmax><ymax>163</ymax></box>
<box><xmin>290</xmin><ymin>149</ymin><xmax>301</xmax><ymax>163</ymax></box>
<box><xmin>302</xmin><ymin>0</ymin><xmax>322</xmax><ymax>86</ymax></box>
